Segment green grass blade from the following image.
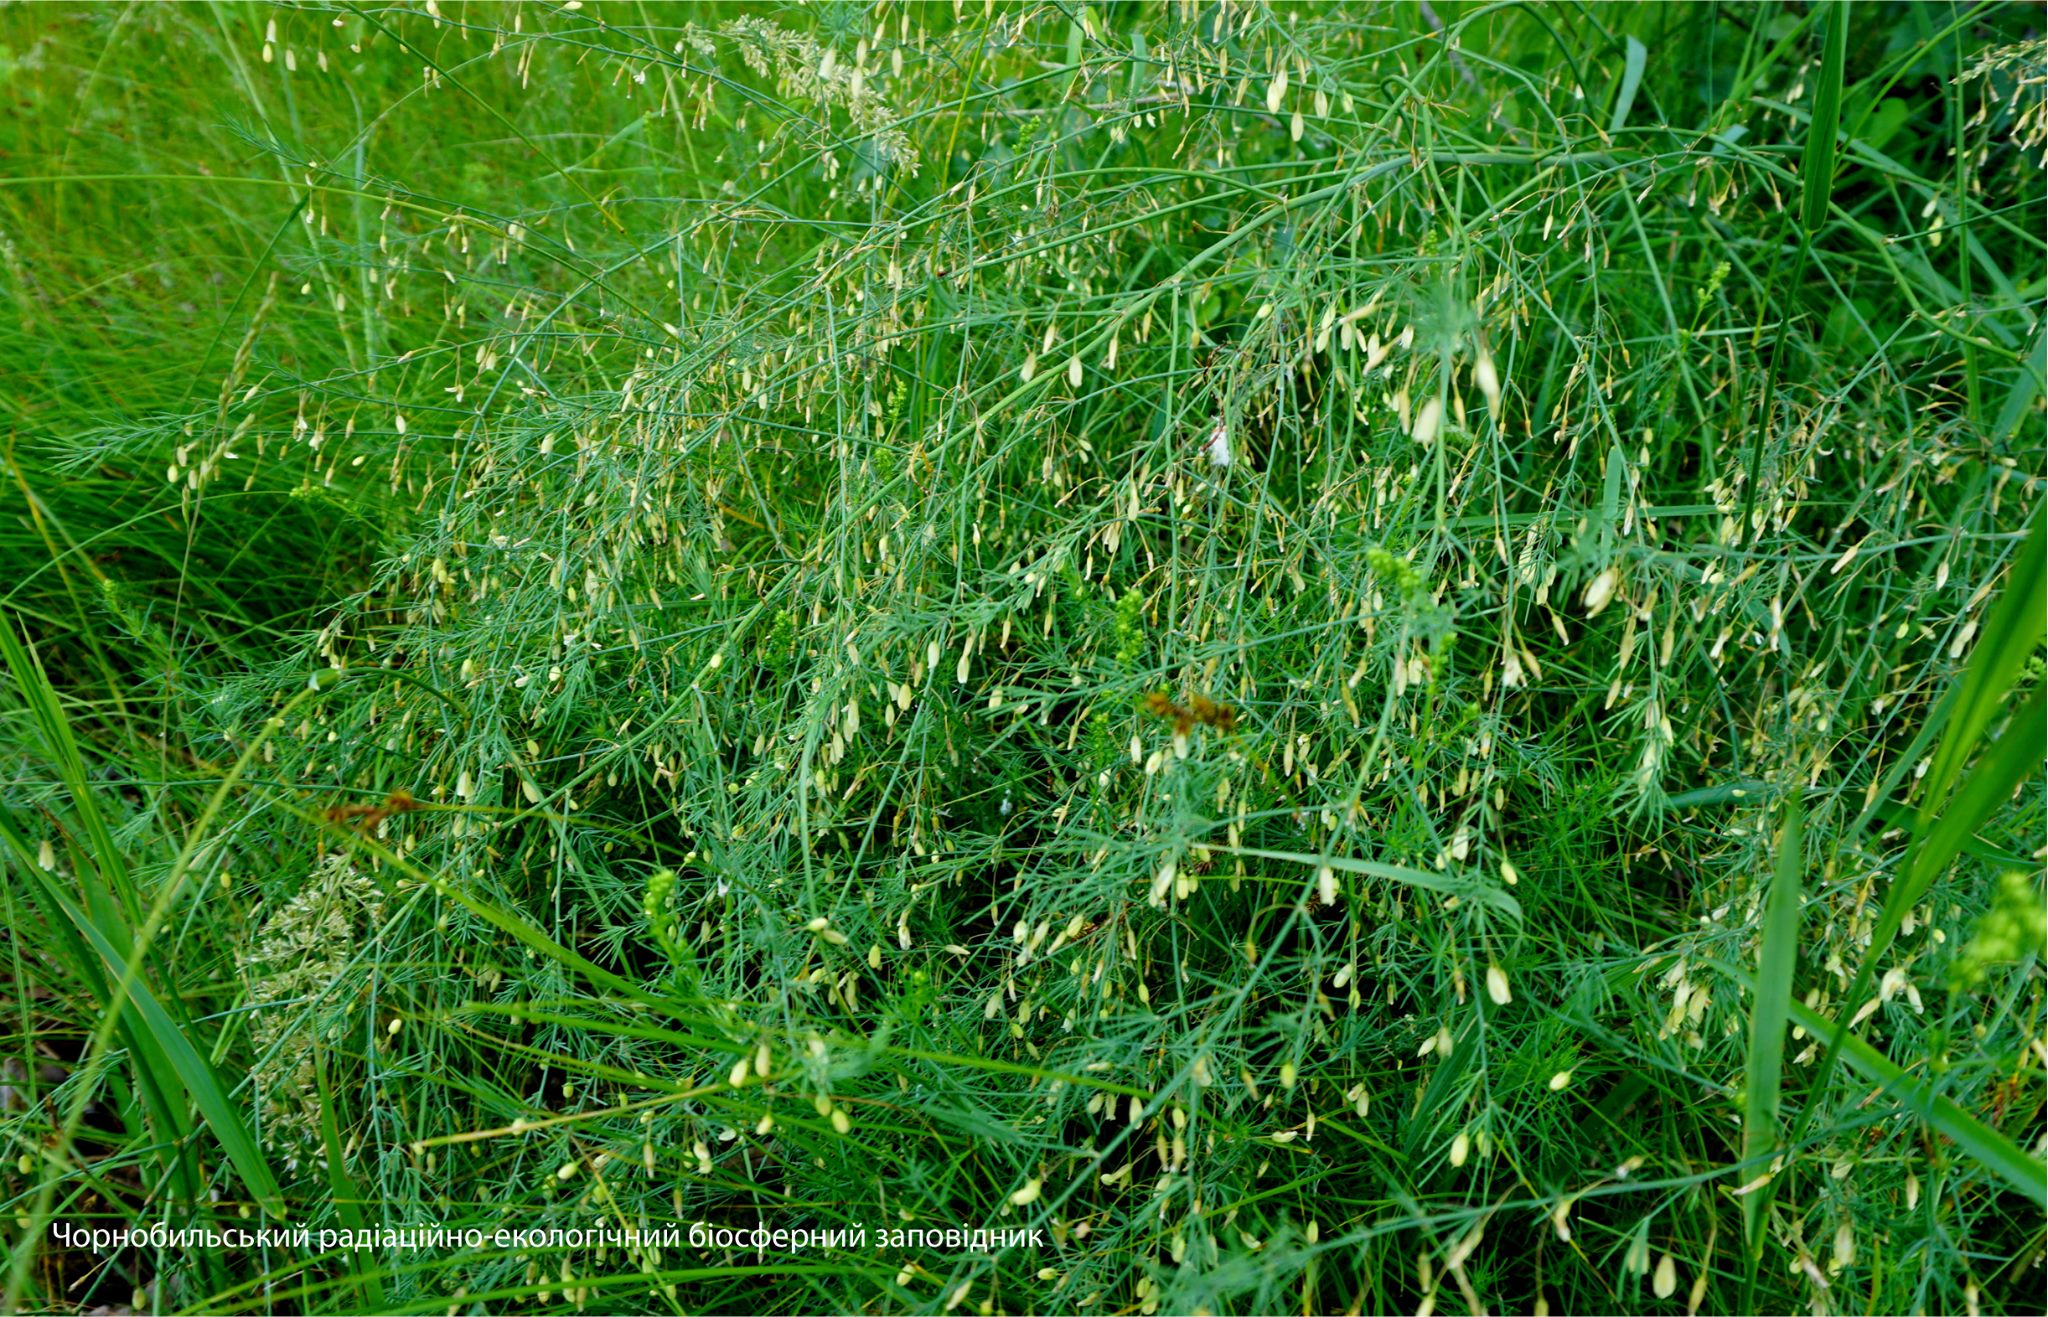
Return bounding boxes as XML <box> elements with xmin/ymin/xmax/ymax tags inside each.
<box><xmin>1716</xmin><ymin>952</ymin><xmax>2046</xmax><ymax>1209</ymax></box>
<box><xmin>1836</xmin><ymin>511</ymin><xmax>2045</xmax><ymax>1041</ymax></box>
<box><xmin>0</xmin><ymin>610</ymin><xmax>140</xmax><ymax>924</ymax></box>
<box><xmin>1213</xmin><ymin>844</ymin><xmax>1523</xmax><ymax>920</ymax></box>
<box><xmin>49</xmin><ymin>882</ymin><xmax>285</xmax><ymax>1216</ymax></box>
<box><xmin>0</xmin><ymin>614</ymin><xmax>210</xmax><ymax>1218</ymax></box>
<box><xmin>1866</xmin><ymin>797</ymin><xmax>2033</xmax><ymax>867</ymax></box>
<box><xmin>0</xmin><ymin>812</ymin><xmax>196</xmax><ymax>1171</ymax></box>
<box><xmin>1741</xmin><ymin>794</ymin><xmax>1803</xmax><ymax>1251</ymax></box>
<box><xmin>1924</xmin><ymin>503</ymin><xmax>2046</xmax><ymax>809</ymax></box>
<box><xmin>314</xmin><ymin>1044</ymin><xmax>386</xmax><ymax>1311</ymax></box>
<box><xmin>1800</xmin><ymin>0</ymin><xmax>1849</xmax><ymax>233</ymax></box>
<box><xmin>1609</xmin><ymin>36</ymin><xmax>1648</xmax><ymax>134</ymax></box>
<box><xmin>1994</xmin><ymin>327</ymin><xmax>2046</xmax><ymax>443</ymax></box>
<box><xmin>0</xmin><ymin>611</ymin><xmax>284</xmax><ymax>1218</ymax></box>
<box><xmin>1789</xmin><ymin>506</ymin><xmax>2045</xmax><ymax>1185</ymax></box>
<box><xmin>1783</xmin><ymin>998</ymin><xmax>2045</xmax><ymax>1207</ymax></box>
<box><xmin>1911</xmin><ymin>685</ymin><xmax>2046</xmax><ymax>893</ymax></box>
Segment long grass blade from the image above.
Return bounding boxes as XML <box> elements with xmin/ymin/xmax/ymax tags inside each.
<box><xmin>1741</xmin><ymin>794</ymin><xmax>1803</xmax><ymax>1251</ymax></box>
<box><xmin>1782</xmin><ymin>1000</ymin><xmax>2046</xmax><ymax>1207</ymax></box>
<box><xmin>1799</xmin><ymin>0</ymin><xmax>1849</xmax><ymax>233</ymax></box>
<box><xmin>1785</xmin><ymin>504</ymin><xmax>2046</xmax><ymax>1200</ymax></box>
<box><xmin>44</xmin><ymin>880</ymin><xmax>285</xmax><ymax>1215</ymax></box>
<box><xmin>1912</xmin><ymin>685</ymin><xmax>2046</xmax><ymax>893</ymax></box>
<box><xmin>314</xmin><ymin>1045</ymin><xmax>386</xmax><ymax>1311</ymax></box>
<box><xmin>1213</xmin><ymin>844</ymin><xmax>1523</xmax><ymax>920</ymax></box>
<box><xmin>1821</xmin><ymin>510</ymin><xmax>2045</xmax><ymax>1066</ymax></box>
<box><xmin>1609</xmin><ymin>36</ymin><xmax>1648</xmax><ymax>134</ymax></box>
<box><xmin>0</xmin><ymin>610</ymin><xmax>140</xmax><ymax>924</ymax></box>
<box><xmin>1924</xmin><ymin>503</ymin><xmax>2046</xmax><ymax>809</ymax></box>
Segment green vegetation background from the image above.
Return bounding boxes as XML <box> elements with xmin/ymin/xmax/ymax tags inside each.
<box><xmin>0</xmin><ymin>2</ymin><xmax>2042</xmax><ymax>1313</ymax></box>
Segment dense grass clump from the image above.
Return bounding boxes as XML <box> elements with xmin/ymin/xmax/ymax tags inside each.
<box><xmin>1</xmin><ymin>3</ymin><xmax>2043</xmax><ymax>1313</ymax></box>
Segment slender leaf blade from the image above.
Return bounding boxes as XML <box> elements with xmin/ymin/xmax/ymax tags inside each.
<box><xmin>1213</xmin><ymin>844</ymin><xmax>1522</xmax><ymax>920</ymax></box>
<box><xmin>1610</xmin><ymin>36</ymin><xmax>1647</xmax><ymax>133</ymax></box>
<box><xmin>58</xmin><ymin>891</ymin><xmax>285</xmax><ymax>1215</ymax></box>
<box><xmin>1742</xmin><ymin>796</ymin><xmax>1803</xmax><ymax>1249</ymax></box>
<box><xmin>1799</xmin><ymin>0</ymin><xmax>1849</xmax><ymax>233</ymax></box>
<box><xmin>1926</xmin><ymin>504</ymin><xmax>2046</xmax><ymax>810</ymax></box>
<box><xmin>1783</xmin><ymin>999</ymin><xmax>2045</xmax><ymax>1207</ymax></box>
<box><xmin>314</xmin><ymin>1046</ymin><xmax>386</xmax><ymax>1310</ymax></box>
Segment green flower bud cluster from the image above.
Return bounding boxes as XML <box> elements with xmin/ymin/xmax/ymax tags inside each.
<box><xmin>1696</xmin><ymin>260</ymin><xmax>1730</xmax><ymax>314</ymax></box>
<box><xmin>1365</xmin><ymin>546</ymin><xmax>1425</xmax><ymax>596</ymax></box>
<box><xmin>1112</xmin><ymin>586</ymin><xmax>1146</xmax><ymax>668</ymax></box>
<box><xmin>1949</xmin><ymin>871</ymin><xmax>2046</xmax><ymax>990</ymax></box>
<box><xmin>644</xmin><ymin>868</ymin><xmax>683</xmax><ymax>963</ymax></box>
